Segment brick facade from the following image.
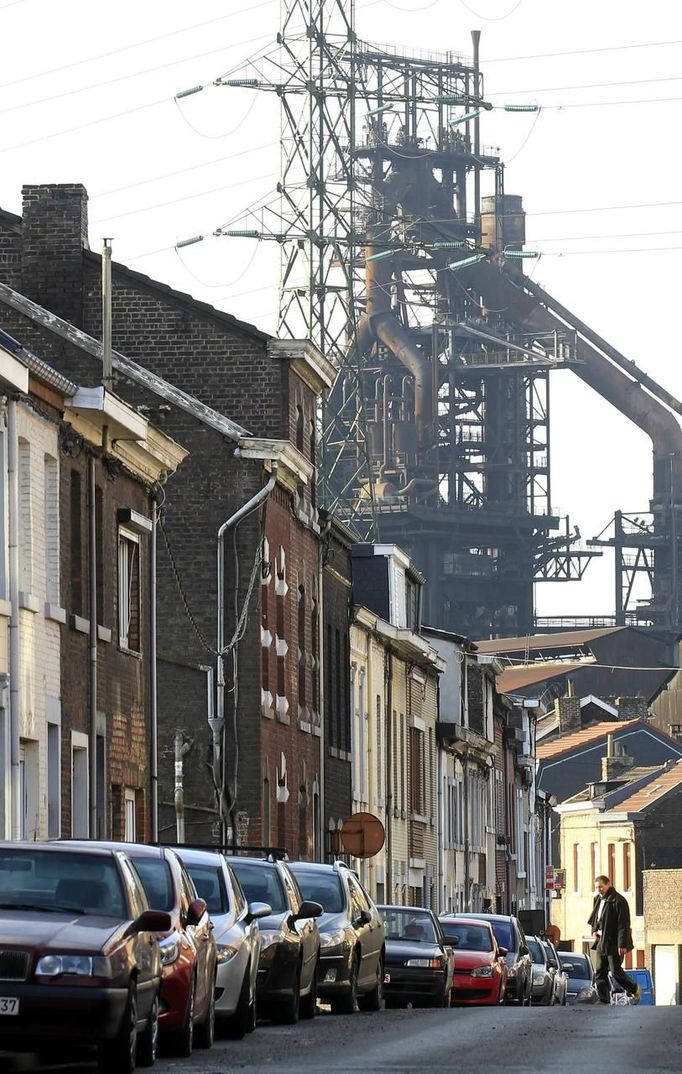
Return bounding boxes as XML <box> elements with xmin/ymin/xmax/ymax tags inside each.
<box><xmin>321</xmin><ymin>518</ymin><xmax>352</xmax><ymax>848</ymax></box>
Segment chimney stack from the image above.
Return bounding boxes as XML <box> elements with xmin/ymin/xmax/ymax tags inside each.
<box><xmin>21</xmin><ymin>183</ymin><xmax>89</xmax><ymax>328</ymax></box>
<box><xmin>601</xmin><ymin>734</ymin><xmax>635</xmax><ymax>782</ymax></box>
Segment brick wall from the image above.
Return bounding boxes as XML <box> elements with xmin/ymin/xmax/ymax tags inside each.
<box><xmin>322</xmin><ymin>521</ymin><xmax>352</xmax><ymax>841</ymax></box>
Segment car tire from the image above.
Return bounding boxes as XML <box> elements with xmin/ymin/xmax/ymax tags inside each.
<box><xmin>223</xmin><ymin>966</ymin><xmax>251</xmax><ymax>1040</ymax></box>
<box><xmin>358</xmin><ymin>957</ymin><xmax>384</xmax><ymax>1012</ymax></box>
<box><xmin>300</xmin><ymin>960</ymin><xmax>318</xmax><ymax>1020</ymax></box>
<box><xmin>99</xmin><ymin>983</ymin><xmax>137</xmax><ymax>1074</ymax></box>
<box><xmin>137</xmin><ymin>993</ymin><xmax>159</xmax><ymax>1068</ymax></box>
<box><xmin>195</xmin><ymin>979</ymin><xmax>215</xmax><ymax>1050</ymax></box>
<box><xmin>173</xmin><ymin>974</ymin><xmax>195</xmax><ymax>1058</ymax></box>
<box><xmin>272</xmin><ymin>963</ymin><xmax>301</xmax><ymax>1025</ymax></box>
<box><xmin>332</xmin><ymin>954</ymin><xmax>358</xmax><ymax>1015</ymax></box>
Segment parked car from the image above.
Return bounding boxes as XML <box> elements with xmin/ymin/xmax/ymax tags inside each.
<box><xmin>173</xmin><ymin>848</ymin><xmax>271</xmax><ymax>1038</ymax></box>
<box><xmin>0</xmin><ymin>841</ymin><xmax>171</xmax><ymax>1073</ymax></box>
<box><xmin>66</xmin><ymin>842</ymin><xmax>216</xmax><ymax>1057</ymax></box>
<box><xmin>439</xmin><ymin>916</ymin><xmax>507</xmax><ymax>1005</ymax></box>
<box><xmin>527</xmin><ymin>935</ymin><xmax>566</xmax><ymax>1006</ymax></box>
<box><xmin>289</xmin><ymin>860</ymin><xmax>385</xmax><ymax>1014</ymax></box>
<box><xmin>226</xmin><ymin>855</ymin><xmax>322</xmax><ymax>1025</ymax></box>
<box><xmin>557</xmin><ymin>951</ymin><xmax>594</xmax><ymax>1005</ymax></box>
<box><xmin>629</xmin><ymin>967</ymin><xmax>655</xmax><ymax>1005</ymax></box>
<box><xmin>456</xmin><ymin>913</ymin><xmax>532</xmax><ymax>1006</ymax></box>
<box><xmin>378</xmin><ymin>905</ymin><xmax>454</xmax><ymax>1008</ymax></box>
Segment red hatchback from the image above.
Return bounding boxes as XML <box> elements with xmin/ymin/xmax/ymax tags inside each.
<box><xmin>439</xmin><ymin>917</ymin><xmax>507</xmax><ymax>1006</ymax></box>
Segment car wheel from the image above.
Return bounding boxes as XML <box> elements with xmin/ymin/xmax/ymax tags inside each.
<box><xmin>223</xmin><ymin>965</ymin><xmax>251</xmax><ymax>1040</ymax></box>
<box><xmin>99</xmin><ymin>983</ymin><xmax>137</xmax><ymax>1074</ymax></box>
<box><xmin>332</xmin><ymin>954</ymin><xmax>358</xmax><ymax>1015</ymax></box>
<box><xmin>195</xmin><ymin>979</ymin><xmax>215</xmax><ymax>1050</ymax></box>
<box><xmin>173</xmin><ymin>974</ymin><xmax>195</xmax><ymax>1058</ymax></box>
<box><xmin>358</xmin><ymin>956</ymin><xmax>384</xmax><ymax>1012</ymax></box>
<box><xmin>137</xmin><ymin>993</ymin><xmax>159</xmax><ymax>1068</ymax></box>
<box><xmin>272</xmin><ymin>963</ymin><xmax>301</xmax><ymax>1025</ymax></box>
<box><xmin>300</xmin><ymin>960</ymin><xmax>318</xmax><ymax>1020</ymax></box>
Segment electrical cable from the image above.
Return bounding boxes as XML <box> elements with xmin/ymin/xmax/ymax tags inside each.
<box><xmin>490</xmin><ymin>72</ymin><xmax>682</xmax><ymax>97</ymax></box>
<box><xmin>0</xmin><ymin>94</ymin><xmax>169</xmax><ymax>153</ymax></box>
<box><xmin>174</xmin><ymin>89</ymin><xmax>261</xmax><ymax>141</ymax></box>
<box><xmin>91</xmin><ymin>174</ymin><xmax>274</xmax><ymax>225</ymax></box>
<box><xmin>503</xmin><ymin>106</ymin><xmax>542</xmax><ymax>164</ymax></box>
<box><xmin>173</xmin><ymin>241</ymin><xmax>262</xmax><ymax>290</ymax></box>
<box><xmin>486</xmin><ymin>37</ymin><xmax>682</xmax><ymax>65</ymax></box>
<box><xmin>459</xmin><ymin>0</ymin><xmax>523</xmax><ymax>20</ymax></box>
<box><xmin>0</xmin><ymin>0</ymin><xmax>25</xmax><ymax>9</ymax></box>
<box><xmin>0</xmin><ymin>0</ymin><xmax>277</xmax><ymax>90</ymax></box>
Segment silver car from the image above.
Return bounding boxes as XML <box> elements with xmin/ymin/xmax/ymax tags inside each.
<box><xmin>527</xmin><ymin>935</ymin><xmax>567</xmax><ymax>1006</ymax></box>
<box><xmin>174</xmin><ymin>848</ymin><xmax>271</xmax><ymax>1038</ymax></box>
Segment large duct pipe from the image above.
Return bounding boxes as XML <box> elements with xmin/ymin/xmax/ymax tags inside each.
<box><xmin>362</xmin><ymin>227</ymin><xmax>434</xmax><ymax>450</ymax></box>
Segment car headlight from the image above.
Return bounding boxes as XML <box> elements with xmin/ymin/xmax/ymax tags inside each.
<box><xmin>258</xmin><ymin>930</ymin><xmax>282</xmax><ymax>955</ymax></box>
<box><xmin>406</xmin><ymin>957</ymin><xmax>445</xmax><ymax>969</ymax></box>
<box><xmin>471</xmin><ymin>965</ymin><xmax>494</xmax><ymax>978</ymax></box>
<box><xmin>36</xmin><ymin>954</ymin><xmax>111</xmax><ymax>978</ymax></box>
<box><xmin>321</xmin><ymin>929</ymin><xmax>348</xmax><ymax>952</ymax></box>
<box><xmin>532</xmin><ymin>968</ymin><xmax>546</xmax><ymax>981</ymax></box>
<box><xmin>215</xmin><ymin>944</ymin><xmax>239</xmax><ymax>965</ymax></box>
<box><xmin>159</xmin><ymin>936</ymin><xmax>180</xmax><ymax>966</ymax></box>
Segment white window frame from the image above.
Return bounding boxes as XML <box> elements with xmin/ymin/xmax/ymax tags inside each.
<box><xmin>118</xmin><ymin>526</ymin><xmax>141</xmax><ymax>652</ymax></box>
<box><xmin>124</xmin><ymin>787</ymin><xmax>137</xmax><ymax>842</ymax></box>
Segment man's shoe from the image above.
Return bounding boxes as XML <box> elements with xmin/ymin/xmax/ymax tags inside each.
<box><xmin>631</xmin><ymin>985</ymin><xmax>641</xmax><ymax>1004</ymax></box>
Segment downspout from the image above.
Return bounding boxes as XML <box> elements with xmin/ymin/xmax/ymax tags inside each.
<box><xmin>216</xmin><ymin>465</ymin><xmax>278</xmax><ymax>841</ymax></box>
<box><xmin>8</xmin><ymin>399</ymin><xmax>20</xmax><ymax>840</ymax></box>
<box><xmin>318</xmin><ymin>514</ymin><xmax>332</xmax><ymax>862</ymax></box>
<box><xmin>385</xmin><ymin>650</ymin><xmax>393</xmax><ymax>899</ymax></box>
<box><xmin>88</xmin><ymin>454</ymin><xmax>98</xmax><ymax>838</ymax></box>
<box><xmin>436</xmin><ymin>675</ymin><xmax>443</xmax><ymax>913</ymax></box>
<box><xmin>503</xmin><ymin>723</ymin><xmax>511</xmax><ymax>914</ymax></box>
<box><xmin>149</xmin><ymin>490</ymin><xmax>159</xmax><ymax>842</ymax></box>
<box><xmin>463</xmin><ymin>742</ymin><xmax>470</xmax><ymax>910</ymax></box>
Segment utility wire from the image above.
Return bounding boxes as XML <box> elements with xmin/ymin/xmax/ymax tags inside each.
<box><xmin>0</xmin><ymin>0</ymin><xmax>277</xmax><ymax>90</ymax></box>
<box><xmin>486</xmin><ymin>37</ymin><xmax>682</xmax><ymax>64</ymax></box>
<box><xmin>92</xmin><ymin>174</ymin><xmax>273</xmax><ymax>225</ymax></box>
<box><xmin>459</xmin><ymin>0</ymin><xmax>523</xmax><ymax>20</ymax></box>
<box><xmin>0</xmin><ymin>95</ymin><xmax>169</xmax><ymax>153</ymax></box>
<box><xmin>490</xmin><ymin>73</ymin><xmax>682</xmax><ymax>97</ymax></box>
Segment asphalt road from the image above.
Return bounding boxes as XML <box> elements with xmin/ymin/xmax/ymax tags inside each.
<box><xmin>6</xmin><ymin>1005</ymin><xmax>682</xmax><ymax>1074</ymax></box>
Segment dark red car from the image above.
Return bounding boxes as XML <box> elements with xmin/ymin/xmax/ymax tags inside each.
<box><xmin>439</xmin><ymin>916</ymin><xmax>508</xmax><ymax>1006</ymax></box>
<box><xmin>65</xmin><ymin>842</ymin><xmax>216</xmax><ymax>1057</ymax></box>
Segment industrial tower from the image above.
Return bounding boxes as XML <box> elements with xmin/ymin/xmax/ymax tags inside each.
<box><xmin>221</xmin><ymin>0</ymin><xmax>682</xmax><ymax>636</ymax></box>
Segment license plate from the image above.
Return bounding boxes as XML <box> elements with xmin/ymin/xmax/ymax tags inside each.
<box><xmin>384</xmin><ymin>973</ymin><xmax>391</xmax><ymax>984</ymax></box>
<box><xmin>0</xmin><ymin>998</ymin><xmax>19</xmax><ymax>1015</ymax></box>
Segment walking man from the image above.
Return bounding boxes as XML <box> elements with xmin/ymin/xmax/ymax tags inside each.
<box><xmin>588</xmin><ymin>874</ymin><xmax>640</xmax><ymax>1004</ymax></box>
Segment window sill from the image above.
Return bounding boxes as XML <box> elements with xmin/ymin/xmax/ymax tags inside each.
<box><xmin>70</xmin><ymin>614</ymin><xmax>90</xmax><ymax>634</ymax></box>
<box><xmin>299</xmin><ymin>720</ymin><xmax>312</xmax><ymax>734</ymax></box>
<box><xmin>410</xmin><ymin>812</ymin><xmax>428</xmax><ymax>825</ymax></box>
<box><xmin>45</xmin><ymin>603</ymin><xmax>67</xmax><ymax>624</ymax></box>
<box><xmin>19</xmin><ymin>592</ymin><xmax>39</xmax><ymax>613</ymax></box>
<box><xmin>98</xmin><ymin>625</ymin><xmax>112</xmax><ymax>644</ymax></box>
<box><xmin>119</xmin><ymin>645</ymin><xmax>143</xmax><ymax>659</ymax></box>
<box><xmin>329</xmin><ymin>746</ymin><xmax>352</xmax><ymax>762</ymax></box>
<box><xmin>0</xmin><ymin>598</ymin><xmax>12</xmax><ymax>618</ymax></box>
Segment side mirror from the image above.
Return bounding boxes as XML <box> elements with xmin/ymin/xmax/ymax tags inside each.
<box><xmin>131</xmin><ymin>909</ymin><xmax>172</xmax><ymax>935</ymax></box>
<box><xmin>246</xmin><ymin>901</ymin><xmax>272</xmax><ymax>923</ymax></box>
<box><xmin>548</xmin><ymin>959</ymin><xmax>558</xmax><ymax>970</ymax></box>
<box><xmin>448</xmin><ymin>936</ymin><xmax>460</xmax><ymax>947</ymax></box>
<box><xmin>186</xmin><ymin>898</ymin><xmax>208</xmax><ymax>927</ymax></box>
<box><xmin>520</xmin><ymin>945</ymin><xmax>529</xmax><ymax>957</ymax></box>
<box><xmin>498</xmin><ymin>946</ymin><xmax>509</xmax><ymax>958</ymax></box>
<box><xmin>358</xmin><ymin>908</ymin><xmax>372</xmax><ymax>926</ymax></box>
<box><xmin>561</xmin><ymin>962</ymin><xmax>575</xmax><ymax>972</ymax></box>
<box><xmin>296</xmin><ymin>899</ymin><xmax>323</xmax><ymax>920</ymax></box>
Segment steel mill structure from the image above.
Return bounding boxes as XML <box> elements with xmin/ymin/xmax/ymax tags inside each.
<box><xmin>221</xmin><ymin>0</ymin><xmax>682</xmax><ymax>636</ymax></box>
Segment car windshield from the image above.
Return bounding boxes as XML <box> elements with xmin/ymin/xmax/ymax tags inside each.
<box><xmin>490</xmin><ymin>921</ymin><xmax>515</xmax><ymax>952</ymax></box>
<box><xmin>560</xmin><ymin>956</ymin><xmax>592</xmax><ymax>980</ymax></box>
<box><xmin>380</xmin><ymin>908</ymin><xmax>438</xmax><ymax>944</ymax></box>
<box><xmin>131</xmin><ymin>858</ymin><xmax>174</xmax><ymax>912</ymax></box>
<box><xmin>527</xmin><ymin>939</ymin><xmax>545</xmax><ymax>963</ymax></box>
<box><xmin>293</xmin><ymin>870</ymin><xmax>344</xmax><ymax>914</ymax></box>
<box><xmin>186</xmin><ymin>864</ymin><xmax>229</xmax><ymax>915</ymax></box>
<box><xmin>230</xmin><ymin>861</ymin><xmax>287</xmax><ymax>913</ymax></box>
<box><xmin>440</xmin><ymin>921</ymin><xmax>493</xmax><ymax>952</ymax></box>
<box><xmin>0</xmin><ymin>849</ymin><xmax>126</xmax><ymax>917</ymax></box>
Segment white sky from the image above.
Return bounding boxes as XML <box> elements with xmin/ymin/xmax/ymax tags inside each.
<box><xmin>2</xmin><ymin>0</ymin><xmax>681</xmax><ymax>620</ymax></box>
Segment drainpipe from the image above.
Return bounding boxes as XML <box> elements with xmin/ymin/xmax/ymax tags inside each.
<box><xmin>463</xmin><ymin>742</ymin><xmax>470</xmax><ymax>910</ymax></box>
<box><xmin>216</xmin><ymin>466</ymin><xmax>278</xmax><ymax>841</ymax></box>
<box><xmin>149</xmin><ymin>491</ymin><xmax>159</xmax><ymax>842</ymax></box>
<box><xmin>88</xmin><ymin>454</ymin><xmax>98</xmax><ymax>838</ymax></box>
<box><xmin>436</xmin><ymin>676</ymin><xmax>444</xmax><ymax>913</ymax></box>
<box><xmin>384</xmin><ymin>650</ymin><xmax>393</xmax><ymax>899</ymax></box>
<box><xmin>7</xmin><ymin>399</ymin><xmax>20</xmax><ymax>841</ymax></box>
<box><xmin>318</xmin><ymin>514</ymin><xmax>332</xmax><ymax>862</ymax></box>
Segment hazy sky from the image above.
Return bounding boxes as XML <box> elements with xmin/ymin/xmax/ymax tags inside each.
<box><xmin>2</xmin><ymin>0</ymin><xmax>681</xmax><ymax>619</ymax></box>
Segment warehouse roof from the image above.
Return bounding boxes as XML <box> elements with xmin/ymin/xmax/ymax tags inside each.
<box><xmin>476</xmin><ymin>627</ymin><xmax>623</xmax><ymax>655</ymax></box>
<box><xmin>497</xmin><ymin>660</ymin><xmax>590</xmax><ymax>694</ymax></box>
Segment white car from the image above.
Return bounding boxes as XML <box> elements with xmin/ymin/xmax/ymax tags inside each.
<box><xmin>174</xmin><ymin>848</ymin><xmax>271</xmax><ymax>1037</ymax></box>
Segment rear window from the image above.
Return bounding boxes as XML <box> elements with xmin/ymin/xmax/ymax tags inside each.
<box><xmin>292</xmin><ymin>870</ymin><xmax>344</xmax><ymax>914</ymax></box>
<box><xmin>527</xmin><ymin>939</ymin><xmax>544</xmax><ymax>963</ymax></box>
<box><xmin>0</xmin><ymin>849</ymin><xmax>126</xmax><ymax>918</ymax></box>
<box><xmin>230</xmin><ymin>861</ymin><xmax>287</xmax><ymax>913</ymax></box>
<box><xmin>132</xmin><ymin>858</ymin><xmax>174</xmax><ymax>912</ymax></box>
<box><xmin>440</xmin><ymin>922</ymin><xmax>493</xmax><ymax>952</ymax></box>
<box><xmin>186</xmin><ymin>864</ymin><xmax>229</xmax><ymax>915</ymax></box>
<box><xmin>560</xmin><ymin>955</ymin><xmax>592</xmax><ymax>980</ymax></box>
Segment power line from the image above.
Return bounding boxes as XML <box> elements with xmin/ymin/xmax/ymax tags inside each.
<box><xmin>459</xmin><ymin>0</ymin><xmax>523</xmax><ymax>21</ymax></box>
<box><xmin>0</xmin><ymin>95</ymin><xmax>170</xmax><ymax>153</ymax></box>
<box><xmin>490</xmin><ymin>73</ymin><xmax>682</xmax><ymax>97</ymax></box>
<box><xmin>529</xmin><ymin>227</ymin><xmax>682</xmax><ymax>244</ymax></box>
<box><xmin>0</xmin><ymin>0</ymin><xmax>277</xmax><ymax>91</ymax></box>
<box><xmin>486</xmin><ymin>37</ymin><xmax>682</xmax><ymax>64</ymax></box>
<box><xmin>91</xmin><ymin>174</ymin><xmax>275</xmax><ymax>225</ymax></box>
<box><xmin>526</xmin><ymin>198</ymin><xmax>682</xmax><ymax>218</ymax></box>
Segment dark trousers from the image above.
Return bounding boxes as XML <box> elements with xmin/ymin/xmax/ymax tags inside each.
<box><xmin>594</xmin><ymin>953</ymin><xmax>637</xmax><ymax>1001</ymax></box>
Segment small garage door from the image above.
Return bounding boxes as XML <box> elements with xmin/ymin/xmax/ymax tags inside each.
<box><xmin>654</xmin><ymin>945</ymin><xmax>678</xmax><ymax>1006</ymax></box>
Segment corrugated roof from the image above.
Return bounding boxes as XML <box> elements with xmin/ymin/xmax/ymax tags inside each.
<box><xmin>536</xmin><ymin>719</ymin><xmax>642</xmax><ymax>761</ymax></box>
<box><xmin>563</xmin><ymin>766</ymin><xmax>662</xmax><ymax>804</ymax></box>
<box><xmin>498</xmin><ymin>660</ymin><xmax>589</xmax><ymax>693</ymax></box>
<box><xmin>608</xmin><ymin>761</ymin><xmax>682</xmax><ymax>813</ymax></box>
<box><xmin>476</xmin><ymin>626</ymin><xmax>623</xmax><ymax>654</ymax></box>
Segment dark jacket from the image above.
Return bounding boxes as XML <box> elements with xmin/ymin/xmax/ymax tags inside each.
<box><xmin>588</xmin><ymin>888</ymin><xmax>634</xmax><ymax>955</ymax></box>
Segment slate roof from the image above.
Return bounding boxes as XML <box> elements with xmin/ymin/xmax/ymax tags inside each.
<box><xmin>535</xmin><ymin>719</ymin><xmax>642</xmax><ymax>762</ymax></box>
<box><xmin>609</xmin><ymin>761</ymin><xmax>682</xmax><ymax>813</ymax></box>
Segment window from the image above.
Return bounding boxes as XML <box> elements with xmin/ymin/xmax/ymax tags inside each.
<box><xmin>44</xmin><ymin>454</ymin><xmax>59</xmax><ymax>604</ymax></box>
<box><xmin>298</xmin><ymin>584</ymin><xmax>306</xmax><ymax>709</ymax></box>
<box><xmin>573</xmin><ymin>843</ymin><xmax>581</xmax><ymax>895</ymax></box>
<box><xmin>591</xmin><ymin>842</ymin><xmax>599</xmax><ymax>889</ymax></box>
<box><xmin>118</xmin><ymin>528</ymin><xmax>141</xmax><ymax>652</ymax></box>
<box><xmin>70</xmin><ymin>470</ymin><xmax>83</xmax><ymax>614</ymax></box>
<box><xmin>20</xmin><ymin>739</ymin><xmax>39</xmax><ymax>841</ymax></box>
<box><xmin>409</xmin><ymin>727</ymin><xmax>425</xmax><ymax>815</ymax></box>
<box><xmin>375</xmin><ymin>695</ymin><xmax>383</xmax><ymax>804</ymax></box>
<box><xmin>0</xmin><ymin>427</ymin><xmax>8</xmax><ymax>599</ymax></box>
<box><xmin>95</xmin><ymin>486</ymin><xmax>104</xmax><ymax>623</ymax></box>
<box><xmin>18</xmin><ymin>438</ymin><xmax>32</xmax><ymax>593</ymax></box>
<box><xmin>608</xmin><ymin>842</ymin><xmax>616</xmax><ymax>885</ymax></box>
<box><xmin>47</xmin><ymin>723</ymin><xmax>60</xmax><ymax>838</ymax></box>
<box><xmin>124</xmin><ymin>787</ymin><xmax>137</xmax><ymax>841</ymax></box>
<box><xmin>262</xmin><ymin>776</ymin><xmax>271</xmax><ymax>845</ymax></box>
<box><xmin>311</xmin><ymin>591</ymin><xmax>319</xmax><ymax>713</ymax></box>
<box><xmin>71</xmin><ymin>732</ymin><xmax>89</xmax><ymax>838</ymax></box>
<box><xmin>623</xmin><ymin>842</ymin><xmax>632</xmax><ymax>892</ymax></box>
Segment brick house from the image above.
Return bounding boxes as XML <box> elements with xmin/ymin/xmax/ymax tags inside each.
<box><xmin>0</xmin><ymin>329</ymin><xmax>185</xmax><ymax>842</ymax></box>
<box><xmin>0</xmin><ymin>183</ymin><xmax>335</xmax><ymax>855</ymax></box>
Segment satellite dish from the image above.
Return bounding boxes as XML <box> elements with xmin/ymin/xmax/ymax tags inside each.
<box><xmin>341</xmin><ymin>812</ymin><xmax>385</xmax><ymax>859</ymax></box>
